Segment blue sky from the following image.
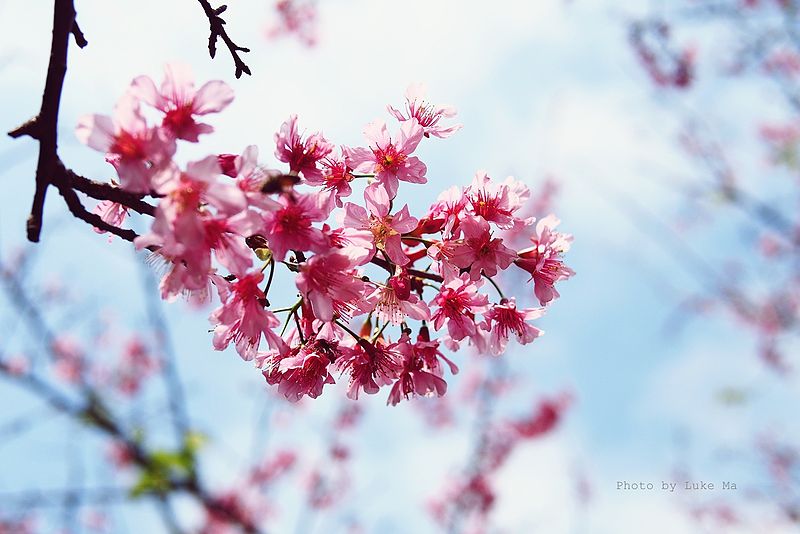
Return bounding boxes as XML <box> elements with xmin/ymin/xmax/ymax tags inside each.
<box><xmin>1</xmin><ymin>0</ymin><xmax>797</xmax><ymax>532</ymax></box>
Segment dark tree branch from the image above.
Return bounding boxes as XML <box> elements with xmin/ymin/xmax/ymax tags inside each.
<box><xmin>71</xmin><ymin>19</ymin><xmax>87</xmax><ymax>48</ymax></box>
<box><xmin>61</xmin><ymin>168</ymin><xmax>156</xmax><ymax>216</ymax></box>
<box><xmin>16</xmin><ymin>0</ymin><xmax>77</xmax><ymax>243</ymax></box>
<box><xmin>55</xmin><ymin>183</ymin><xmax>142</xmax><ymax>243</ymax></box>
<box><xmin>196</xmin><ymin>0</ymin><xmax>252</xmax><ymax>78</ymax></box>
<box><xmin>370</xmin><ymin>256</ymin><xmax>444</xmax><ymax>283</ymax></box>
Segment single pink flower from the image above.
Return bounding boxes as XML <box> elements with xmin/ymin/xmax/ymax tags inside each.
<box><xmin>450</xmin><ymin>215</ymin><xmax>516</xmax><ymax>281</ymax></box>
<box><xmin>483</xmin><ymin>298</ymin><xmax>544</xmax><ymax>355</ymax></box>
<box><xmin>225</xmin><ymin>145</ymin><xmax>281</xmax><ymax>211</ymax></box>
<box><xmin>305</xmin><ymin>155</ymin><xmax>356</xmax><ymax>207</ymax></box>
<box><xmin>427</xmin><ymin>185</ymin><xmax>468</xmax><ymax>238</ymax></box>
<box><xmin>324</xmin><ymin>224</ymin><xmax>374</xmax><ymax>266</ymax></box>
<box><xmin>92</xmin><ymin>200</ymin><xmax>129</xmax><ymax>237</ymax></box>
<box><xmin>262</xmin><ymin>335</ymin><xmax>339</xmax><ymax>401</ymax></box>
<box><xmin>203</xmin><ymin>210</ymin><xmax>262</xmax><ymax>277</ymax></box>
<box><xmin>260</xmin><ymin>192</ymin><xmax>329</xmax><ymax>261</ymax></box>
<box><xmin>76</xmin><ymin>93</ymin><xmax>176</xmax><ymax>192</ymax></box>
<box><xmin>274</xmin><ymin>115</ymin><xmax>334</xmax><ymax>182</ymax></box>
<box><xmin>388</xmin><ymin>83</ymin><xmax>462</xmax><ymax>138</ymax></box>
<box><xmin>514</xmin><ymin>215</ymin><xmax>574</xmax><ymax>305</ymax></box>
<box><xmin>431</xmin><ymin>273</ymin><xmax>490</xmax><ymax>341</ymax></box>
<box><xmin>342</xmin><ymin>186</ymin><xmax>418</xmax><ymax>265</ymax></box>
<box><xmin>387</xmin><ymin>333</ymin><xmax>454</xmax><ymax>406</ymax></box>
<box><xmin>335</xmin><ymin>339</ymin><xmax>403</xmax><ymax>400</ymax></box>
<box><xmin>346</xmin><ymin>119</ymin><xmax>427</xmax><ymax>198</ymax></box>
<box><xmin>296</xmin><ymin>252</ymin><xmax>367</xmax><ymax>322</ymax></box>
<box><xmin>465</xmin><ymin>172</ymin><xmax>529</xmax><ymax>229</ymax></box>
<box><xmin>363</xmin><ymin>272</ymin><xmax>430</xmax><ymax>325</ymax></box>
<box><xmin>210</xmin><ymin>272</ymin><xmax>286</xmax><ymax>361</ymax></box>
<box><xmin>131</xmin><ymin>62</ymin><xmax>234</xmax><ymax>142</ymax></box>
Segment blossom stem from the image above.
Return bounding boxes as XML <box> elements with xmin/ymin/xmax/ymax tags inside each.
<box><xmin>370</xmin><ymin>257</ymin><xmax>444</xmax><ymax>283</ymax></box>
<box><xmin>401</xmin><ymin>235</ymin><xmax>436</xmax><ymax>247</ymax></box>
<box><xmin>483</xmin><ymin>274</ymin><xmax>505</xmax><ymax>300</ymax></box>
<box><xmin>334</xmin><ymin>320</ymin><xmax>362</xmax><ymax>342</ymax></box>
<box><xmin>262</xmin><ymin>258</ymin><xmax>275</xmax><ymax>298</ymax></box>
<box><xmin>280</xmin><ymin>299</ymin><xmax>303</xmax><ymax>336</ymax></box>
<box><xmin>370</xmin><ymin>320</ymin><xmax>390</xmax><ymax>343</ymax></box>
<box><xmin>351</xmin><ymin>173</ymin><xmax>375</xmax><ymax>179</ymax></box>
<box><xmin>292</xmin><ymin>309</ymin><xmax>305</xmax><ymax>344</ymax></box>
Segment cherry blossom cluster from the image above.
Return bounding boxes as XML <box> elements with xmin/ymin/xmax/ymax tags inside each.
<box><xmin>75</xmin><ymin>64</ymin><xmax>574</xmax><ymax>405</ymax></box>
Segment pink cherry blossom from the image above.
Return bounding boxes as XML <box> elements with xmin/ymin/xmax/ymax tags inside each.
<box><xmin>388</xmin><ymin>83</ymin><xmax>462</xmax><ymax>138</ymax></box>
<box><xmin>296</xmin><ymin>252</ymin><xmax>367</xmax><ymax>322</ymax></box>
<box><xmin>431</xmin><ymin>273</ymin><xmax>490</xmax><ymax>341</ymax></box>
<box><xmin>223</xmin><ymin>145</ymin><xmax>281</xmax><ymax>211</ymax></box>
<box><xmin>305</xmin><ymin>155</ymin><xmax>356</xmax><ymax>208</ymax></box>
<box><xmin>346</xmin><ymin>120</ymin><xmax>427</xmax><ymax>198</ymax></box>
<box><xmin>210</xmin><ymin>272</ymin><xmax>286</xmax><ymax>361</ymax></box>
<box><xmin>262</xmin><ymin>335</ymin><xmax>339</xmax><ymax>401</ymax></box>
<box><xmin>131</xmin><ymin>62</ymin><xmax>234</xmax><ymax>142</ymax></box>
<box><xmin>386</xmin><ymin>329</ymin><xmax>458</xmax><ymax>406</ymax></box>
<box><xmin>450</xmin><ymin>215</ymin><xmax>516</xmax><ymax>281</ymax></box>
<box><xmin>514</xmin><ymin>215</ymin><xmax>574</xmax><ymax>305</ymax></box>
<box><xmin>364</xmin><ymin>272</ymin><xmax>430</xmax><ymax>325</ymax></box>
<box><xmin>260</xmin><ymin>192</ymin><xmax>329</xmax><ymax>261</ymax></box>
<box><xmin>92</xmin><ymin>200</ymin><xmax>129</xmax><ymax>237</ymax></box>
<box><xmin>335</xmin><ymin>339</ymin><xmax>403</xmax><ymax>400</ymax></box>
<box><xmin>465</xmin><ymin>172</ymin><xmax>528</xmax><ymax>229</ymax></box>
<box><xmin>342</xmin><ymin>186</ymin><xmax>418</xmax><ymax>265</ymax></box>
<box><xmin>274</xmin><ymin>115</ymin><xmax>333</xmax><ymax>182</ymax></box>
<box><xmin>76</xmin><ymin>93</ymin><xmax>176</xmax><ymax>192</ymax></box>
<box><xmin>483</xmin><ymin>298</ymin><xmax>544</xmax><ymax>355</ymax></box>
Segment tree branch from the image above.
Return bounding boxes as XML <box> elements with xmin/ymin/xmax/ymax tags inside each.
<box><xmin>13</xmin><ymin>0</ymin><xmax>78</xmax><ymax>243</ymax></box>
<box><xmin>55</xmin><ymin>183</ymin><xmax>142</xmax><ymax>243</ymax></box>
<box><xmin>196</xmin><ymin>0</ymin><xmax>252</xmax><ymax>79</ymax></box>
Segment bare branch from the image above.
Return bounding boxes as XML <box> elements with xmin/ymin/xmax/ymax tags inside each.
<box><xmin>196</xmin><ymin>0</ymin><xmax>252</xmax><ymax>79</ymax></box>
<box><xmin>13</xmin><ymin>0</ymin><xmax>78</xmax><ymax>242</ymax></box>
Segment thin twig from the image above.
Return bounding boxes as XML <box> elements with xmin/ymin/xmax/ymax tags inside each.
<box><xmin>196</xmin><ymin>0</ymin><xmax>252</xmax><ymax>78</ymax></box>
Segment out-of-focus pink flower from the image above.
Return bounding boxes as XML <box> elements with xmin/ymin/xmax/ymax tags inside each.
<box><xmin>225</xmin><ymin>145</ymin><xmax>281</xmax><ymax>211</ymax></box>
<box><xmin>346</xmin><ymin>120</ymin><xmax>427</xmax><ymax>199</ymax></box>
<box><xmin>92</xmin><ymin>200</ymin><xmax>129</xmax><ymax>237</ymax></box>
<box><xmin>115</xmin><ymin>337</ymin><xmax>160</xmax><ymax>395</ymax></box>
<box><xmin>250</xmin><ymin>450</ymin><xmax>296</xmax><ymax>486</ymax></box>
<box><xmin>51</xmin><ymin>336</ymin><xmax>85</xmax><ymax>383</ymax></box>
<box><xmin>267</xmin><ymin>0</ymin><xmax>318</xmax><ymax>47</ymax></box>
<box><xmin>131</xmin><ymin>62</ymin><xmax>234</xmax><ymax>142</ymax></box>
<box><xmin>76</xmin><ymin>94</ymin><xmax>176</xmax><ymax>192</ymax></box>
<box><xmin>510</xmin><ymin>394</ymin><xmax>571</xmax><ymax>438</ymax></box>
<box><xmin>211</xmin><ymin>272</ymin><xmax>286</xmax><ymax>361</ymax></box>
<box><xmin>274</xmin><ymin>115</ymin><xmax>333</xmax><ymax>182</ymax></box>
<box><xmin>482</xmin><ymin>298</ymin><xmax>544</xmax><ymax>355</ymax></box>
<box><xmin>388</xmin><ymin>83</ymin><xmax>462</xmax><ymax>138</ymax></box>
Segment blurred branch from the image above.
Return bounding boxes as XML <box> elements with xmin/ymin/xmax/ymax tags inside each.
<box><xmin>137</xmin><ymin>257</ymin><xmax>191</xmax><ymax>441</ymax></box>
<box><xmin>0</xmin><ymin>262</ymin><xmax>265</xmax><ymax>534</ymax></box>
